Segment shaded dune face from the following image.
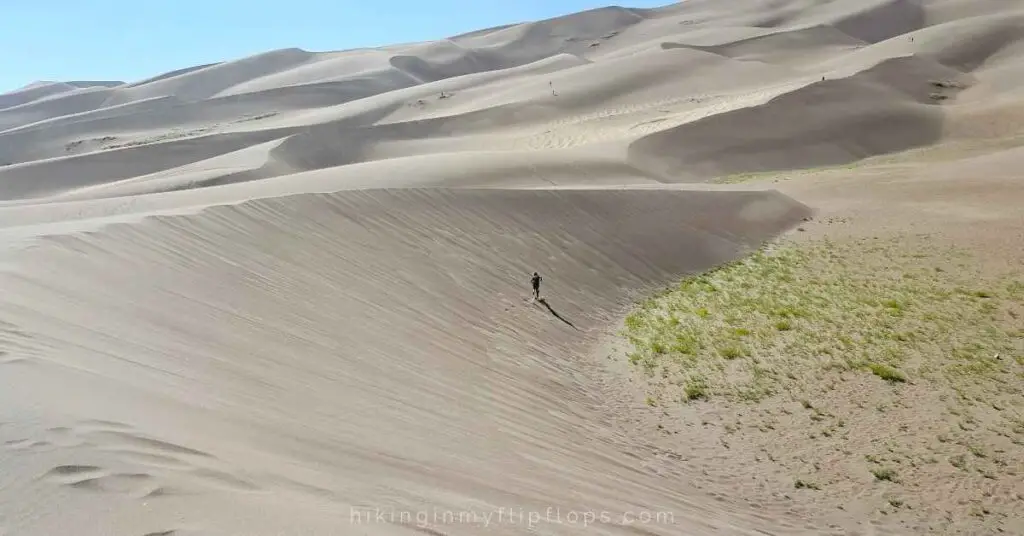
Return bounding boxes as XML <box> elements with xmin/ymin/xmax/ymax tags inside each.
<box><xmin>0</xmin><ymin>188</ymin><xmax>810</xmax><ymax>535</ymax></box>
<box><xmin>625</xmin><ymin>55</ymin><xmax>972</xmax><ymax>182</ymax></box>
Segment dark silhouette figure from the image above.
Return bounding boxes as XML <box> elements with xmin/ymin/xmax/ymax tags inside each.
<box><xmin>531</xmin><ymin>272</ymin><xmax>542</xmax><ymax>300</ymax></box>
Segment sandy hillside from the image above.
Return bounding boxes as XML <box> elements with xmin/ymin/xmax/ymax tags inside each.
<box><xmin>0</xmin><ymin>0</ymin><xmax>1022</xmax><ymax>535</ymax></box>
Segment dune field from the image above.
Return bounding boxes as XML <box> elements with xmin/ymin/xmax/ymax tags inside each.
<box><xmin>1</xmin><ymin>0</ymin><xmax>1022</xmax><ymax>534</ymax></box>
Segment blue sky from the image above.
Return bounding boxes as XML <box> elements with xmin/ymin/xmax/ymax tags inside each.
<box><xmin>2</xmin><ymin>1</ymin><xmax>670</xmax><ymax>93</ymax></box>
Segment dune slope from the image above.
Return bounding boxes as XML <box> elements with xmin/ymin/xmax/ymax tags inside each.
<box><xmin>0</xmin><ymin>188</ymin><xmax>811</xmax><ymax>536</ymax></box>
<box><xmin>626</xmin><ymin>55</ymin><xmax>966</xmax><ymax>181</ymax></box>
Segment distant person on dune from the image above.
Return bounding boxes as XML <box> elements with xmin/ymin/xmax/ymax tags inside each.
<box><xmin>531</xmin><ymin>272</ymin><xmax>542</xmax><ymax>300</ymax></box>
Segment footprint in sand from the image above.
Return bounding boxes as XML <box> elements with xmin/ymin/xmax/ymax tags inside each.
<box><xmin>79</xmin><ymin>419</ymin><xmax>135</xmax><ymax>431</ymax></box>
<box><xmin>141</xmin><ymin>485</ymin><xmax>194</xmax><ymax>498</ymax></box>
<box><xmin>41</xmin><ymin>425</ymin><xmax>265</xmax><ymax>495</ymax></box>
<box><xmin>0</xmin><ymin>352</ymin><xmax>29</xmax><ymax>365</ymax></box>
<box><xmin>83</xmin><ymin>430</ymin><xmax>214</xmax><ymax>459</ymax></box>
<box><xmin>0</xmin><ymin>322</ymin><xmax>41</xmax><ymax>358</ymax></box>
<box><xmin>4</xmin><ymin>438</ymin><xmax>52</xmax><ymax>450</ymax></box>
<box><xmin>42</xmin><ymin>464</ymin><xmax>106</xmax><ymax>485</ymax></box>
<box><xmin>70</xmin><ymin>473</ymin><xmax>157</xmax><ymax>494</ymax></box>
<box><xmin>4</xmin><ymin>425</ymin><xmax>90</xmax><ymax>451</ymax></box>
<box><xmin>141</xmin><ymin>530</ymin><xmax>208</xmax><ymax>536</ymax></box>
<box><xmin>79</xmin><ymin>428</ymin><xmax>262</xmax><ymax>493</ymax></box>
<box><xmin>42</xmin><ymin>465</ymin><xmax>163</xmax><ymax>496</ymax></box>
<box><xmin>188</xmin><ymin>468</ymin><xmax>260</xmax><ymax>492</ymax></box>
<box><xmin>106</xmin><ymin>449</ymin><xmax>193</xmax><ymax>470</ymax></box>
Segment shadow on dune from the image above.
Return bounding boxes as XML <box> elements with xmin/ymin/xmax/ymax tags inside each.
<box><xmin>660</xmin><ymin>25</ymin><xmax>867</xmax><ymax>61</ymax></box>
<box><xmin>830</xmin><ymin>0</ymin><xmax>926</xmax><ymax>44</ymax></box>
<box><xmin>626</xmin><ymin>55</ymin><xmax>965</xmax><ymax>182</ymax></box>
<box><xmin>537</xmin><ymin>298</ymin><xmax>579</xmax><ymax>331</ymax></box>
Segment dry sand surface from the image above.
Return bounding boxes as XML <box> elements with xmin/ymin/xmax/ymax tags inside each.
<box><xmin>0</xmin><ymin>0</ymin><xmax>1022</xmax><ymax>535</ymax></box>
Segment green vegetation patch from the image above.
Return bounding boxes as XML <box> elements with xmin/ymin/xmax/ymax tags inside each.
<box><xmin>621</xmin><ymin>237</ymin><xmax>1022</xmax><ymax>404</ymax></box>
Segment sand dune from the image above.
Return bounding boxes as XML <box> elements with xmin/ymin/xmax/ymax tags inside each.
<box><xmin>111</xmin><ymin>48</ymin><xmax>318</xmax><ymax>104</ymax></box>
<box><xmin>0</xmin><ymin>129</ymin><xmax>297</xmax><ymax>200</ymax></box>
<box><xmin>662</xmin><ymin>24</ymin><xmax>866</xmax><ymax>61</ymax></box>
<box><xmin>626</xmin><ymin>55</ymin><xmax>969</xmax><ymax>181</ymax></box>
<box><xmin>0</xmin><ymin>86</ymin><xmax>120</xmax><ymax>132</ymax></box>
<box><xmin>0</xmin><ymin>81</ymin><xmax>123</xmax><ymax>110</ymax></box>
<box><xmin>3</xmin><ymin>0</ymin><xmax>1021</xmax><ymax>200</ymax></box>
<box><xmin>801</xmin><ymin>0</ymin><xmax>926</xmax><ymax>43</ymax></box>
<box><xmin>0</xmin><ymin>189</ymin><xmax>811</xmax><ymax>536</ymax></box>
<box><xmin>1</xmin><ymin>0</ymin><xmax>1023</xmax><ymax>534</ymax></box>
<box><xmin>0</xmin><ymin>82</ymin><xmax>83</xmax><ymax>111</ymax></box>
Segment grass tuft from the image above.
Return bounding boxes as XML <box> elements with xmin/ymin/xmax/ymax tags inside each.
<box><xmin>684</xmin><ymin>378</ymin><xmax>709</xmax><ymax>401</ymax></box>
<box><xmin>872</xmin><ymin>467</ymin><xmax>898</xmax><ymax>482</ymax></box>
<box><xmin>718</xmin><ymin>345</ymin><xmax>747</xmax><ymax>359</ymax></box>
<box><xmin>794</xmin><ymin>479</ymin><xmax>821</xmax><ymax>490</ymax></box>
<box><xmin>867</xmin><ymin>363</ymin><xmax>907</xmax><ymax>383</ymax></box>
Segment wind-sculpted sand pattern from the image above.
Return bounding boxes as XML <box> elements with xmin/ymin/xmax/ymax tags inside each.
<box><xmin>0</xmin><ymin>188</ymin><xmax>811</xmax><ymax>535</ymax></box>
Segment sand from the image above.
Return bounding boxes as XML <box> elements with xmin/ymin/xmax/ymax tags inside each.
<box><xmin>0</xmin><ymin>1</ymin><xmax>1022</xmax><ymax>534</ymax></box>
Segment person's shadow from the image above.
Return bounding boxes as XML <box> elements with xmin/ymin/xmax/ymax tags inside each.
<box><xmin>537</xmin><ymin>298</ymin><xmax>579</xmax><ymax>331</ymax></box>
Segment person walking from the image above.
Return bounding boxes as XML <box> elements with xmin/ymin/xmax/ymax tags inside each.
<box><xmin>531</xmin><ymin>272</ymin><xmax>542</xmax><ymax>300</ymax></box>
